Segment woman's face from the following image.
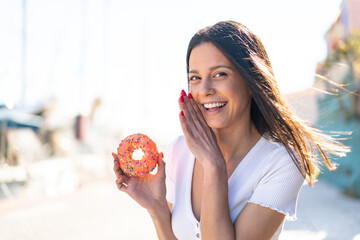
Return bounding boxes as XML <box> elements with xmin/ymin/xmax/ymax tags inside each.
<box><xmin>188</xmin><ymin>42</ymin><xmax>252</xmax><ymax>130</ymax></box>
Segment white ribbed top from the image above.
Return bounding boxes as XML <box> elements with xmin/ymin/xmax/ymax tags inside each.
<box><xmin>165</xmin><ymin>135</ymin><xmax>304</xmax><ymax>240</ymax></box>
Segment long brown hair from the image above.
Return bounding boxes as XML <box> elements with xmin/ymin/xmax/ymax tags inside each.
<box><xmin>186</xmin><ymin>21</ymin><xmax>350</xmax><ymax>186</ymax></box>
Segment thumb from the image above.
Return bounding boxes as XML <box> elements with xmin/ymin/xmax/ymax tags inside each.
<box><xmin>112</xmin><ymin>153</ymin><xmax>118</xmax><ymax>162</ymax></box>
<box><xmin>157</xmin><ymin>152</ymin><xmax>166</xmax><ymax>177</ymax></box>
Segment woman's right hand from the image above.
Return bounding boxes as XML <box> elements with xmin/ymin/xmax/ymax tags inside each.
<box><xmin>113</xmin><ymin>153</ymin><xmax>168</xmax><ymax>213</ymax></box>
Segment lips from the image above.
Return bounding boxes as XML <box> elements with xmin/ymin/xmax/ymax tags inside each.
<box><xmin>202</xmin><ymin>102</ymin><xmax>227</xmax><ymax>111</ymax></box>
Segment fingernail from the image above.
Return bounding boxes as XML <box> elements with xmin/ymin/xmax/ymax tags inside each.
<box><xmin>112</xmin><ymin>153</ymin><xmax>118</xmax><ymax>162</ymax></box>
<box><xmin>180</xmin><ymin>111</ymin><xmax>184</xmax><ymax>116</ymax></box>
<box><xmin>181</xmin><ymin>89</ymin><xmax>186</xmax><ymax>96</ymax></box>
<box><xmin>180</xmin><ymin>95</ymin><xmax>184</xmax><ymax>102</ymax></box>
<box><xmin>161</xmin><ymin>152</ymin><xmax>164</xmax><ymax>158</ymax></box>
<box><xmin>188</xmin><ymin>93</ymin><xmax>193</xmax><ymax>99</ymax></box>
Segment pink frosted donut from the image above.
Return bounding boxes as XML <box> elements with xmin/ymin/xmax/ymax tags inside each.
<box><xmin>112</xmin><ymin>133</ymin><xmax>158</xmax><ymax>177</ymax></box>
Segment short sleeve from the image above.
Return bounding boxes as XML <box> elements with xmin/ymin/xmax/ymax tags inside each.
<box><xmin>248</xmin><ymin>150</ymin><xmax>305</xmax><ymax>221</ymax></box>
<box><xmin>164</xmin><ymin>138</ymin><xmax>176</xmax><ymax>204</ymax></box>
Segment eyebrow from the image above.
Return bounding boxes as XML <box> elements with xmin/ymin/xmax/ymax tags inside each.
<box><xmin>189</xmin><ymin>65</ymin><xmax>233</xmax><ymax>74</ymax></box>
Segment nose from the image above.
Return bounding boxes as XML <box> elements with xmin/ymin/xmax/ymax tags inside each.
<box><xmin>199</xmin><ymin>77</ymin><xmax>215</xmax><ymax>96</ymax></box>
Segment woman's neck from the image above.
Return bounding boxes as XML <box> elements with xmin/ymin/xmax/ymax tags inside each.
<box><xmin>213</xmin><ymin>118</ymin><xmax>261</xmax><ymax>164</ymax></box>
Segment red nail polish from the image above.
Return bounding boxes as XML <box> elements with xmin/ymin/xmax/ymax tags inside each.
<box><xmin>188</xmin><ymin>93</ymin><xmax>193</xmax><ymax>99</ymax></box>
<box><xmin>181</xmin><ymin>89</ymin><xmax>186</xmax><ymax>96</ymax></box>
<box><xmin>180</xmin><ymin>111</ymin><xmax>184</xmax><ymax>116</ymax></box>
<box><xmin>180</xmin><ymin>95</ymin><xmax>184</xmax><ymax>102</ymax></box>
<box><xmin>161</xmin><ymin>152</ymin><xmax>164</xmax><ymax>158</ymax></box>
<box><xmin>112</xmin><ymin>153</ymin><xmax>118</xmax><ymax>162</ymax></box>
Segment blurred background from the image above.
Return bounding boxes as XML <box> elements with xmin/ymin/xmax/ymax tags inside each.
<box><xmin>0</xmin><ymin>0</ymin><xmax>359</xmax><ymax>239</ymax></box>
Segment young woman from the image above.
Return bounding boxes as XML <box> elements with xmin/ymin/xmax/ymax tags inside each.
<box><xmin>113</xmin><ymin>21</ymin><xmax>348</xmax><ymax>240</ymax></box>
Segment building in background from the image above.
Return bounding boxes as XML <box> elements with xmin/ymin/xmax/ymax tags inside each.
<box><xmin>315</xmin><ymin>0</ymin><xmax>360</xmax><ymax>197</ymax></box>
<box><xmin>325</xmin><ymin>0</ymin><xmax>360</xmax><ymax>54</ymax></box>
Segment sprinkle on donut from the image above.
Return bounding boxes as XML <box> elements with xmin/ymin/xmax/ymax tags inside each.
<box><xmin>113</xmin><ymin>133</ymin><xmax>159</xmax><ymax>177</ymax></box>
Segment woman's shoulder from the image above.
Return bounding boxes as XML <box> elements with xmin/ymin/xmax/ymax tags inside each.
<box><xmin>259</xmin><ymin>135</ymin><xmax>297</xmax><ymax>168</ymax></box>
<box><xmin>260</xmin><ymin>135</ymin><xmax>300</xmax><ymax>172</ymax></box>
<box><xmin>166</xmin><ymin>135</ymin><xmax>187</xmax><ymax>152</ymax></box>
<box><xmin>261</xmin><ymin>135</ymin><xmax>292</xmax><ymax>157</ymax></box>
<box><xmin>170</xmin><ymin>135</ymin><xmax>186</xmax><ymax>145</ymax></box>
<box><xmin>164</xmin><ymin>135</ymin><xmax>191</xmax><ymax>164</ymax></box>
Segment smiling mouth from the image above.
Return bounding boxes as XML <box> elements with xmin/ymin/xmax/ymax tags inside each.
<box><xmin>202</xmin><ymin>102</ymin><xmax>227</xmax><ymax>111</ymax></box>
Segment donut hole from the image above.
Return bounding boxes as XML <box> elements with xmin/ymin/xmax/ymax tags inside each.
<box><xmin>132</xmin><ymin>148</ymin><xmax>144</xmax><ymax>161</ymax></box>
<box><xmin>150</xmin><ymin>164</ymin><xmax>158</xmax><ymax>175</ymax></box>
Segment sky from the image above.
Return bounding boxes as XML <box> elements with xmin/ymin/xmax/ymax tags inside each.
<box><xmin>0</xmin><ymin>0</ymin><xmax>344</xmax><ymax>142</ymax></box>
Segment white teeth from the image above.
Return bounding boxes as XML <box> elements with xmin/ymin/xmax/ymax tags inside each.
<box><xmin>204</xmin><ymin>102</ymin><xmax>226</xmax><ymax>109</ymax></box>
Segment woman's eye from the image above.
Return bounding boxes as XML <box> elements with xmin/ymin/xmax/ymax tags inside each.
<box><xmin>189</xmin><ymin>76</ymin><xmax>200</xmax><ymax>81</ymax></box>
<box><xmin>215</xmin><ymin>72</ymin><xmax>227</xmax><ymax>78</ymax></box>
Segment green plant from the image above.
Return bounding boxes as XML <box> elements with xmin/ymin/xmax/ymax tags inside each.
<box><xmin>322</xmin><ymin>29</ymin><xmax>360</xmax><ymax>121</ymax></box>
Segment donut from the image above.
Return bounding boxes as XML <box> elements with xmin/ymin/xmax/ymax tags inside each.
<box><xmin>112</xmin><ymin>133</ymin><xmax>159</xmax><ymax>177</ymax></box>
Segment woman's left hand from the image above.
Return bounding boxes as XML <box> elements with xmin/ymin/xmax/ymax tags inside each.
<box><xmin>178</xmin><ymin>90</ymin><xmax>225</xmax><ymax>169</ymax></box>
